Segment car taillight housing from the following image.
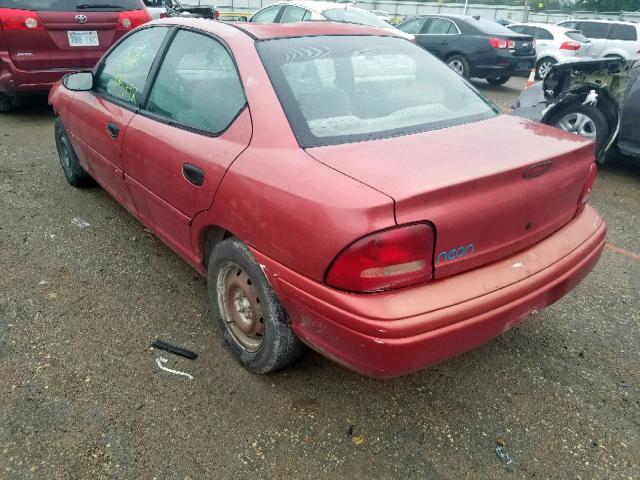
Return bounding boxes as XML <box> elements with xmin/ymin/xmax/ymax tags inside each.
<box><xmin>577</xmin><ymin>162</ymin><xmax>598</xmax><ymax>215</ymax></box>
<box><xmin>489</xmin><ymin>37</ymin><xmax>515</xmax><ymax>49</ymax></box>
<box><xmin>0</xmin><ymin>8</ymin><xmax>43</xmax><ymax>30</ymax></box>
<box><xmin>117</xmin><ymin>10</ymin><xmax>151</xmax><ymax>30</ymax></box>
<box><xmin>560</xmin><ymin>41</ymin><xmax>582</xmax><ymax>51</ymax></box>
<box><xmin>213</xmin><ymin>9</ymin><xmax>220</xmax><ymax>20</ymax></box>
<box><xmin>325</xmin><ymin>224</ymin><xmax>434</xmax><ymax>293</ymax></box>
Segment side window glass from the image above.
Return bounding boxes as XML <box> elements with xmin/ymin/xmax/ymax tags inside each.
<box><xmin>146</xmin><ymin>30</ymin><xmax>246</xmax><ymax>134</ymax></box>
<box><xmin>280</xmin><ymin>6</ymin><xmax>309</xmax><ymax>23</ymax></box>
<box><xmin>251</xmin><ymin>6</ymin><xmax>281</xmax><ymax>22</ymax></box>
<box><xmin>426</xmin><ymin>18</ymin><xmax>454</xmax><ymax>35</ymax></box>
<box><xmin>397</xmin><ymin>17</ymin><xmax>426</xmax><ymax>34</ymax></box>
<box><xmin>537</xmin><ymin>28</ymin><xmax>554</xmax><ymax>40</ymax></box>
<box><xmin>95</xmin><ymin>27</ymin><xmax>168</xmax><ymax>106</ymax></box>
<box><xmin>578</xmin><ymin>22</ymin><xmax>609</xmax><ymax>39</ymax></box>
<box><xmin>610</xmin><ymin>24</ymin><xmax>637</xmax><ymax>41</ymax></box>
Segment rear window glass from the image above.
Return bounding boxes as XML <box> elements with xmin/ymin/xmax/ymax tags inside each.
<box><xmin>609</xmin><ymin>24</ymin><xmax>637</xmax><ymax>41</ymax></box>
<box><xmin>464</xmin><ymin>16</ymin><xmax>519</xmax><ymax>35</ymax></box>
<box><xmin>566</xmin><ymin>31</ymin><xmax>589</xmax><ymax>43</ymax></box>
<box><xmin>257</xmin><ymin>36</ymin><xmax>498</xmax><ymax>147</ymax></box>
<box><xmin>577</xmin><ymin>22</ymin><xmax>610</xmax><ymax>39</ymax></box>
<box><xmin>0</xmin><ymin>0</ymin><xmax>144</xmax><ymax>10</ymax></box>
<box><xmin>322</xmin><ymin>8</ymin><xmax>390</xmax><ymax>29</ymax></box>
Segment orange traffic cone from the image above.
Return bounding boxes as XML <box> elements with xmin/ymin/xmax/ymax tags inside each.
<box><xmin>525</xmin><ymin>68</ymin><xmax>536</xmax><ymax>89</ymax></box>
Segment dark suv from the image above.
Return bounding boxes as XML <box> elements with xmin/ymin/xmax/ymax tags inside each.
<box><xmin>0</xmin><ymin>0</ymin><xmax>151</xmax><ymax>112</ymax></box>
<box><xmin>397</xmin><ymin>14</ymin><xmax>536</xmax><ymax>85</ymax></box>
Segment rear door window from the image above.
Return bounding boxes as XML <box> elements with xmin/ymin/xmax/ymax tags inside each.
<box><xmin>609</xmin><ymin>24</ymin><xmax>637</xmax><ymax>41</ymax></box>
<box><xmin>533</xmin><ymin>27</ymin><xmax>554</xmax><ymax>40</ymax></box>
<box><xmin>397</xmin><ymin>17</ymin><xmax>428</xmax><ymax>34</ymax></box>
<box><xmin>146</xmin><ymin>29</ymin><xmax>246</xmax><ymax>134</ymax></box>
<box><xmin>250</xmin><ymin>5</ymin><xmax>282</xmax><ymax>22</ymax></box>
<box><xmin>0</xmin><ymin>0</ymin><xmax>144</xmax><ymax>10</ymax></box>
<box><xmin>425</xmin><ymin>18</ymin><xmax>457</xmax><ymax>35</ymax></box>
<box><xmin>95</xmin><ymin>26</ymin><xmax>168</xmax><ymax>107</ymax></box>
<box><xmin>577</xmin><ymin>22</ymin><xmax>610</xmax><ymax>39</ymax></box>
<box><xmin>279</xmin><ymin>6</ymin><xmax>310</xmax><ymax>23</ymax></box>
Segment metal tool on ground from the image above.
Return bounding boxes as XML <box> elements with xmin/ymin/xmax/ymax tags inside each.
<box><xmin>151</xmin><ymin>340</ymin><xmax>198</xmax><ymax>360</ymax></box>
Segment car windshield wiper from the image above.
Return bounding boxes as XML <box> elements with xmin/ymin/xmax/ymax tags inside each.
<box><xmin>76</xmin><ymin>4</ymin><xmax>124</xmax><ymax>9</ymax></box>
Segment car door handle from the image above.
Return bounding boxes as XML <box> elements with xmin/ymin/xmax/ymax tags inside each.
<box><xmin>183</xmin><ymin>163</ymin><xmax>204</xmax><ymax>186</ymax></box>
<box><xmin>106</xmin><ymin>122</ymin><xmax>120</xmax><ymax>139</ymax></box>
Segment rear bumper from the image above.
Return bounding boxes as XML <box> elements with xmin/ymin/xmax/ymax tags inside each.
<box><xmin>0</xmin><ymin>52</ymin><xmax>79</xmax><ymax>95</ymax></box>
<box><xmin>252</xmin><ymin>206</ymin><xmax>606</xmax><ymax>378</ymax></box>
<box><xmin>473</xmin><ymin>52</ymin><xmax>536</xmax><ymax>78</ymax></box>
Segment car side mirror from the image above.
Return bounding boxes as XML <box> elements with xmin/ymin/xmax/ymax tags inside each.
<box><xmin>62</xmin><ymin>71</ymin><xmax>93</xmax><ymax>91</ymax></box>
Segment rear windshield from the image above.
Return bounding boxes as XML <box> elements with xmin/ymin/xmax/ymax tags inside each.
<box><xmin>566</xmin><ymin>30</ymin><xmax>589</xmax><ymax>43</ymax></box>
<box><xmin>322</xmin><ymin>7</ymin><xmax>391</xmax><ymax>29</ymax></box>
<box><xmin>258</xmin><ymin>36</ymin><xmax>499</xmax><ymax>148</ymax></box>
<box><xmin>0</xmin><ymin>0</ymin><xmax>144</xmax><ymax>10</ymax></box>
<box><xmin>464</xmin><ymin>16</ymin><xmax>520</xmax><ymax>35</ymax></box>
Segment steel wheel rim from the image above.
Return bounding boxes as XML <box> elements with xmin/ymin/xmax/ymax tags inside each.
<box><xmin>448</xmin><ymin>59</ymin><xmax>464</xmax><ymax>76</ymax></box>
<box><xmin>555</xmin><ymin>112</ymin><xmax>597</xmax><ymax>139</ymax></box>
<box><xmin>217</xmin><ymin>262</ymin><xmax>264</xmax><ymax>352</ymax></box>
<box><xmin>538</xmin><ymin>61</ymin><xmax>554</xmax><ymax>78</ymax></box>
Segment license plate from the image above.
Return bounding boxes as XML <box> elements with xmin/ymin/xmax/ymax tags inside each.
<box><xmin>68</xmin><ymin>31</ymin><xmax>99</xmax><ymax>47</ymax></box>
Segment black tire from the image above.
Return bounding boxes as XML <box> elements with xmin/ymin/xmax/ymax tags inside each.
<box><xmin>446</xmin><ymin>54</ymin><xmax>470</xmax><ymax>79</ymax></box>
<box><xmin>547</xmin><ymin>103</ymin><xmax>610</xmax><ymax>164</ymax></box>
<box><xmin>486</xmin><ymin>75</ymin><xmax>510</xmax><ymax>86</ymax></box>
<box><xmin>536</xmin><ymin>57</ymin><xmax>557</xmax><ymax>80</ymax></box>
<box><xmin>207</xmin><ymin>238</ymin><xmax>305</xmax><ymax>374</ymax></box>
<box><xmin>54</xmin><ymin>117</ymin><xmax>93</xmax><ymax>187</ymax></box>
<box><xmin>0</xmin><ymin>95</ymin><xmax>14</xmax><ymax>113</ymax></box>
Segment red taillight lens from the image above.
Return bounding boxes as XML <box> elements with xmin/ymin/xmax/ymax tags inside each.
<box><xmin>159</xmin><ymin>11</ymin><xmax>169</xmax><ymax>19</ymax></box>
<box><xmin>489</xmin><ymin>37</ymin><xmax>507</xmax><ymax>49</ymax></box>
<box><xmin>213</xmin><ymin>9</ymin><xmax>220</xmax><ymax>20</ymax></box>
<box><xmin>577</xmin><ymin>162</ymin><xmax>598</xmax><ymax>215</ymax></box>
<box><xmin>325</xmin><ymin>224</ymin><xmax>434</xmax><ymax>293</ymax></box>
<box><xmin>117</xmin><ymin>10</ymin><xmax>151</xmax><ymax>30</ymax></box>
<box><xmin>560</xmin><ymin>41</ymin><xmax>581</xmax><ymax>51</ymax></box>
<box><xmin>0</xmin><ymin>8</ymin><xmax>43</xmax><ymax>30</ymax></box>
<box><xmin>507</xmin><ymin>39</ymin><xmax>516</xmax><ymax>49</ymax></box>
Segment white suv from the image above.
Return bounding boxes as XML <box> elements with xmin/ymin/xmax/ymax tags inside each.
<box><xmin>557</xmin><ymin>20</ymin><xmax>640</xmax><ymax>60</ymax></box>
<box><xmin>508</xmin><ymin>23</ymin><xmax>592</xmax><ymax>78</ymax></box>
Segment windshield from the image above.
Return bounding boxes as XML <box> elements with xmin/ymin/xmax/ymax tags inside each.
<box><xmin>258</xmin><ymin>36</ymin><xmax>499</xmax><ymax>147</ymax></box>
<box><xmin>0</xmin><ymin>0</ymin><xmax>143</xmax><ymax>10</ymax></box>
<box><xmin>322</xmin><ymin>7</ymin><xmax>391</xmax><ymax>29</ymax></box>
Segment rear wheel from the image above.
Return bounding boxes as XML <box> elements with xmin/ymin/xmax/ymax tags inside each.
<box><xmin>446</xmin><ymin>55</ymin><xmax>470</xmax><ymax>79</ymax></box>
<box><xmin>0</xmin><ymin>95</ymin><xmax>14</xmax><ymax>113</ymax></box>
<box><xmin>548</xmin><ymin>103</ymin><xmax>610</xmax><ymax>164</ymax></box>
<box><xmin>486</xmin><ymin>75</ymin><xmax>510</xmax><ymax>86</ymax></box>
<box><xmin>207</xmin><ymin>238</ymin><xmax>305</xmax><ymax>374</ymax></box>
<box><xmin>54</xmin><ymin>118</ymin><xmax>93</xmax><ymax>187</ymax></box>
<box><xmin>536</xmin><ymin>57</ymin><xmax>557</xmax><ymax>79</ymax></box>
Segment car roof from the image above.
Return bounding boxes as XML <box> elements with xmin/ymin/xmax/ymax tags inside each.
<box><xmin>155</xmin><ymin>17</ymin><xmax>401</xmax><ymax>40</ymax></box>
<box><xmin>560</xmin><ymin>19</ymin><xmax>638</xmax><ymax>26</ymax></box>
<box><xmin>258</xmin><ymin>1</ymin><xmax>359</xmax><ymax>14</ymax></box>
<box><xmin>509</xmin><ymin>22</ymin><xmax>576</xmax><ymax>33</ymax></box>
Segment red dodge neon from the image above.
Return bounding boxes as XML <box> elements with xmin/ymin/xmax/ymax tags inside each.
<box><xmin>49</xmin><ymin>19</ymin><xmax>606</xmax><ymax>378</ymax></box>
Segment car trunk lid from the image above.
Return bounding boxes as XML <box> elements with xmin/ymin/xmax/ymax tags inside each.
<box><xmin>306</xmin><ymin>114</ymin><xmax>595</xmax><ymax>279</ymax></box>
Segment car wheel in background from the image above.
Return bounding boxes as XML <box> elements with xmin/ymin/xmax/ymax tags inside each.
<box><xmin>536</xmin><ymin>57</ymin><xmax>557</xmax><ymax>79</ymax></box>
<box><xmin>446</xmin><ymin>54</ymin><xmax>470</xmax><ymax>79</ymax></box>
<box><xmin>548</xmin><ymin>103</ymin><xmax>610</xmax><ymax>164</ymax></box>
<box><xmin>54</xmin><ymin>118</ymin><xmax>93</xmax><ymax>187</ymax></box>
<box><xmin>207</xmin><ymin>238</ymin><xmax>305</xmax><ymax>374</ymax></box>
<box><xmin>486</xmin><ymin>75</ymin><xmax>510</xmax><ymax>86</ymax></box>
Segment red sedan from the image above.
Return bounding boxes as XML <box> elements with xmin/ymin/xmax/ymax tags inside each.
<box><xmin>49</xmin><ymin>19</ymin><xmax>606</xmax><ymax>378</ymax></box>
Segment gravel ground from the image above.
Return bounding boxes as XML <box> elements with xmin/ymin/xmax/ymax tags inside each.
<box><xmin>0</xmin><ymin>80</ymin><xmax>638</xmax><ymax>479</ymax></box>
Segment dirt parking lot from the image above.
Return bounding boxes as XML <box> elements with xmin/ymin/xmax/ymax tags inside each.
<box><xmin>1</xmin><ymin>78</ymin><xmax>639</xmax><ymax>479</ymax></box>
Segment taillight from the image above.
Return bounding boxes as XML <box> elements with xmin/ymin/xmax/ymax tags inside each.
<box><xmin>325</xmin><ymin>224</ymin><xmax>434</xmax><ymax>293</ymax></box>
<box><xmin>489</xmin><ymin>37</ymin><xmax>515</xmax><ymax>49</ymax></box>
<box><xmin>117</xmin><ymin>10</ymin><xmax>151</xmax><ymax>30</ymax></box>
<box><xmin>560</xmin><ymin>41</ymin><xmax>582</xmax><ymax>51</ymax></box>
<box><xmin>577</xmin><ymin>162</ymin><xmax>598</xmax><ymax>215</ymax></box>
<box><xmin>159</xmin><ymin>11</ymin><xmax>170</xmax><ymax>19</ymax></box>
<box><xmin>213</xmin><ymin>9</ymin><xmax>220</xmax><ymax>20</ymax></box>
<box><xmin>0</xmin><ymin>8</ymin><xmax>43</xmax><ymax>30</ymax></box>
